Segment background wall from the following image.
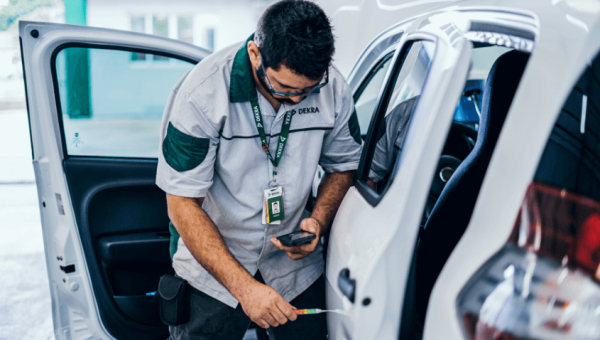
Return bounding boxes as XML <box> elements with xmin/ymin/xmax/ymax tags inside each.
<box><xmin>87</xmin><ymin>0</ymin><xmax>271</xmax><ymax>52</ymax></box>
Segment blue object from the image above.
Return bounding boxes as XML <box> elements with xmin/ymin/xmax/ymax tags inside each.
<box><xmin>453</xmin><ymin>79</ymin><xmax>483</xmax><ymax>125</ymax></box>
<box><xmin>146</xmin><ymin>291</ymin><xmax>157</xmax><ymax>296</ymax></box>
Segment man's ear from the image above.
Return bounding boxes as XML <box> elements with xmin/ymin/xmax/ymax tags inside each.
<box><xmin>247</xmin><ymin>41</ymin><xmax>260</xmax><ymax>69</ymax></box>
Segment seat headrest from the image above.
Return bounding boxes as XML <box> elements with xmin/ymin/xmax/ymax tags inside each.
<box><xmin>477</xmin><ymin>50</ymin><xmax>530</xmax><ymax>151</ymax></box>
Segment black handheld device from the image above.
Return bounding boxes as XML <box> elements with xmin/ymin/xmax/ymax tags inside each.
<box><xmin>277</xmin><ymin>231</ymin><xmax>317</xmax><ymax>247</ymax></box>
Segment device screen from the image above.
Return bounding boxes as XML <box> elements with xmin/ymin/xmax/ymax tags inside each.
<box><xmin>291</xmin><ymin>231</ymin><xmax>313</xmax><ymax>240</ymax></box>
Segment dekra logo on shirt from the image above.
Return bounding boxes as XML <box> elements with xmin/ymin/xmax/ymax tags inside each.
<box><xmin>297</xmin><ymin>107</ymin><xmax>320</xmax><ymax>114</ymax></box>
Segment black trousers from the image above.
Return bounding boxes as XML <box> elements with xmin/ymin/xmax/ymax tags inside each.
<box><xmin>168</xmin><ymin>272</ymin><xmax>328</xmax><ymax>340</ymax></box>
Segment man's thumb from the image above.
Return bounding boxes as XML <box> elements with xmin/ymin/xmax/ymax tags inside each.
<box><xmin>303</xmin><ymin>218</ymin><xmax>318</xmax><ymax>233</ymax></box>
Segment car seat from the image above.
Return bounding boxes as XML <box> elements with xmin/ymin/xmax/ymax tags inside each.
<box><xmin>412</xmin><ymin>50</ymin><xmax>530</xmax><ymax>322</ymax></box>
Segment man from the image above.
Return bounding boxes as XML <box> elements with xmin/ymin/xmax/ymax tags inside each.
<box><xmin>156</xmin><ymin>1</ymin><xmax>362</xmax><ymax>339</ymax></box>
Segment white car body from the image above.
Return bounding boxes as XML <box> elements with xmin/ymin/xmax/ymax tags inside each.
<box><xmin>19</xmin><ymin>0</ymin><xmax>600</xmax><ymax>339</ymax></box>
<box><xmin>323</xmin><ymin>1</ymin><xmax>600</xmax><ymax>340</ymax></box>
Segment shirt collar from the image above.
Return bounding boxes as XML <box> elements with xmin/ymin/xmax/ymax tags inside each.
<box><xmin>230</xmin><ymin>34</ymin><xmax>257</xmax><ymax>103</ymax></box>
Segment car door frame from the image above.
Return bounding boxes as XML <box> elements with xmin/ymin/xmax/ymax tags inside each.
<box><xmin>325</xmin><ymin>13</ymin><xmax>473</xmax><ymax>340</ymax></box>
<box><xmin>19</xmin><ymin>20</ymin><xmax>209</xmax><ymax>340</ymax></box>
<box><xmin>346</xmin><ymin>20</ymin><xmax>412</xmax><ymax>93</ymax></box>
<box><xmin>311</xmin><ymin>21</ymin><xmax>407</xmax><ymax>230</ymax></box>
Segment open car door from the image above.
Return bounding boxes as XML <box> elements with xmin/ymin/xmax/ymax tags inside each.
<box><xmin>19</xmin><ymin>21</ymin><xmax>208</xmax><ymax>339</ymax></box>
<box><xmin>326</xmin><ymin>13</ymin><xmax>473</xmax><ymax>340</ymax></box>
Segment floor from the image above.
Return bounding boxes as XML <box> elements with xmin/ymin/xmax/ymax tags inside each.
<box><xmin>0</xmin><ymin>110</ymin><xmax>53</xmax><ymax>340</ymax></box>
<box><xmin>0</xmin><ymin>110</ymin><xmax>261</xmax><ymax>339</ymax></box>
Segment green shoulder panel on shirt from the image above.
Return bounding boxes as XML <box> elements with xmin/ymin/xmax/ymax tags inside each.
<box><xmin>348</xmin><ymin>108</ymin><xmax>362</xmax><ymax>144</ymax></box>
<box><xmin>163</xmin><ymin>122</ymin><xmax>210</xmax><ymax>172</ymax></box>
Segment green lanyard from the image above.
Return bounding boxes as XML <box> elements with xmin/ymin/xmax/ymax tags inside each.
<box><xmin>251</xmin><ymin>100</ymin><xmax>293</xmax><ymax>183</ymax></box>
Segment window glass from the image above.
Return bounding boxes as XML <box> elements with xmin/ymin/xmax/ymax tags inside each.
<box><xmin>364</xmin><ymin>40</ymin><xmax>435</xmax><ymax>193</ymax></box>
<box><xmin>354</xmin><ymin>56</ymin><xmax>392</xmax><ymax>133</ymax></box>
<box><xmin>470</xmin><ymin>46</ymin><xmax>511</xmax><ymax>80</ymax></box>
<box><xmin>355</xmin><ymin>46</ymin><xmax>509</xmax><ymax>136</ymax></box>
<box><xmin>535</xmin><ymin>53</ymin><xmax>600</xmax><ymax>201</ymax></box>
<box><xmin>452</xmin><ymin>46</ymin><xmax>511</xmax><ymax>128</ymax></box>
<box><xmin>55</xmin><ymin>47</ymin><xmax>194</xmax><ymax>158</ymax></box>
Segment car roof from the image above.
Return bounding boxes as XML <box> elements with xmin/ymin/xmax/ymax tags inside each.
<box><xmin>328</xmin><ymin>0</ymin><xmax>600</xmax><ymax>76</ymax></box>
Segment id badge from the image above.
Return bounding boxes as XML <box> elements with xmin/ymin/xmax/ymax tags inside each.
<box><xmin>262</xmin><ymin>186</ymin><xmax>284</xmax><ymax>225</ymax></box>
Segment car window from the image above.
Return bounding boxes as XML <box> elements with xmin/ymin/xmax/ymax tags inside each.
<box><xmin>360</xmin><ymin>40</ymin><xmax>435</xmax><ymax>195</ymax></box>
<box><xmin>354</xmin><ymin>54</ymin><xmax>393</xmax><ymax>134</ymax></box>
<box><xmin>355</xmin><ymin>46</ymin><xmax>508</xmax><ymax>135</ymax></box>
<box><xmin>54</xmin><ymin>47</ymin><xmax>195</xmax><ymax>158</ymax></box>
<box><xmin>534</xmin><ymin>57</ymin><xmax>600</xmax><ymax>198</ymax></box>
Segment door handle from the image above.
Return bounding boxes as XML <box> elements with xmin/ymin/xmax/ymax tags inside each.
<box><xmin>338</xmin><ymin>268</ymin><xmax>356</xmax><ymax>303</ymax></box>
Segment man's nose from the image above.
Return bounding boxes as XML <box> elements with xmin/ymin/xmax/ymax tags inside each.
<box><xmin>290</xmin><ymin>94</ymin><xmax>306</xmax><ymax>103</ymax></box>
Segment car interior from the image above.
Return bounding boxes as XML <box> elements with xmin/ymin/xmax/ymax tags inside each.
<box><xmin>406</xmin><ymin>48</ymin><xmax>531</xmax><ymax>338</ymax></box>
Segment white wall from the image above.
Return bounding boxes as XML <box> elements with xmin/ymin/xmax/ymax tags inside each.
<box><xmin>87</xmin><ymin>0</ymin><xmax>274</xmax><ymax>51</ymax></box>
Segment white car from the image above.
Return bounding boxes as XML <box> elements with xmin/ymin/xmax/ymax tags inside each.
<box><xmin>19</xmin><ymin>0</ymin><xmax>600</xmax><ymax>339</ymax></box>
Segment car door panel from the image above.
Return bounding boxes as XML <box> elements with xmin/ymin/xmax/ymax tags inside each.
<box><xmin>326</xmin><ymin>14</ymin><xmax>473</xmax><ymax>340</ymax></box>
<box><xmin>64</xmin><ymin>158</ymin><xmax>170</xmax><ymax>329</ymax></box>
<box><xmin>20</xmin><ymin>21</ymin><xmax>209</xmax><ymax>339</ymax></box>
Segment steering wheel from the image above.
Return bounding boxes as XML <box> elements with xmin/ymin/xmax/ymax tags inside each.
<box><xmin>422</xmin><ymin>122</ymin><xmax>477</xmax><ymax>222</ymax></box>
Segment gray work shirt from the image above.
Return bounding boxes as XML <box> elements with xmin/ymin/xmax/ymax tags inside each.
<box><xmin>156</xmin><ymin>35</ymin><xmax>362</xmax><ymax>308</ymax></box>
<box><xmin>370</xmin><ymin>96</ymin><xmax>419</xmax><ymax>182</ymax></box>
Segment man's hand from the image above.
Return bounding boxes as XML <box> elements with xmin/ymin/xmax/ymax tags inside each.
<box><xmin>168</xmin><ymin>195</ymin><xmax>296</xmax><ymax>328</ymax></box>
<box><xmin>270</xmin><ymin>217</ymin><xmax>322</xmax><ymax>260</ymax></box>
<box><xmin>270</xmin><ymin>171</ymin><xmax>355</xmax><ymax>260</ymax></box>
<box><xmin>238</xmin><ymin>281</ymin><xmax>297</xmax><ymax>328</ymax></box>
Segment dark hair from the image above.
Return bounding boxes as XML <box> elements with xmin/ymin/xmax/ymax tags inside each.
<box><xmin>255</xmin><ymin>0</ymin><xmax>334</xmax><ymax>80</ymax></box>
